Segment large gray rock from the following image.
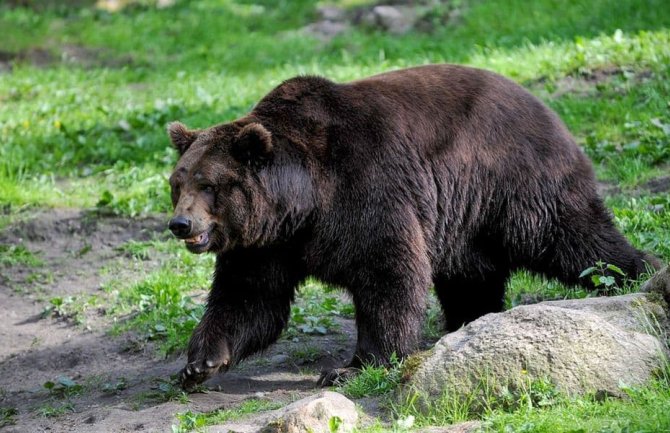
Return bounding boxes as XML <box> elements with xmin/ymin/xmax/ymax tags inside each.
<box><xmin>207</xmin><ymin>391</ymin><xmax>358</xmax><ymax>433</ymax></box>
<box><xmin>404</xmin><ymin>293</ymin><xmax>669</xmax><ymax>402</ymax></box>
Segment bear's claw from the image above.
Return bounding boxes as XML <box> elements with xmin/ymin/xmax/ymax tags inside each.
<box><xmin>180</xmin><ymin>336</ymin><xmax>232</xmax><ymax>391</ymax></box>
<box><xmin>180</xmin><ymin>358</ymin><xmax>225</xmax><ymax>391</ymax></box>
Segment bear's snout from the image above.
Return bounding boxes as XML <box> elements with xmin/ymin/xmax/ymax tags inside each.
<box><xmin>168</xmin><ymin>215</ymin><xmax>192</xmax><ymax>238</ymax></box>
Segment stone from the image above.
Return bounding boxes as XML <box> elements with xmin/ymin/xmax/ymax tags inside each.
<box><xmin>404</xmin><ymin>293</ymin><xmax>669</xmax><ymax>404</ymax></box>
<box><xmin>316</xmin><ymin>5</ymin><xmax>345</xmax><ymax>21</ymax></box>
<box><xmin>302</xmin><ymin>21</ymin><xmax>350</xmax><ymax>41</ymax></box>
<box><xmin>370</xmin><ymin>5</ymin><xmax>416</xmax><ymax>34</ymax></box>
<box><xmin>642</xmin><ymin>265</ymin><xmax>670</xmax><ymax>305</ymax></box>
<box><xmin>207</xmin><ymin>391</ymin><xmax>358</xmax><ymax>433</ymax></box>
<box><xmin>270</xmin><ymin>354</ymin><xmax>289</xmax><ymax>365</ymax></box>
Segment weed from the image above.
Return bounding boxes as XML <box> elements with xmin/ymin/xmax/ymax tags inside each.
<box><xmin>0</xmin><ymin>407</ymin><xmax>17</xmax><ymax>427</ymax></box>
<box><xmin>579</xmin><ymin>261</ymin><xmax>627</xmax><ymax>293</ymax></box>
<box><xmin>41</xmin><ymin>295</ymin><xmax>93</xmax><ymax>325</ymax></box>
<box><xmin>43</xmin><ymin>376</ymin><xmax>83</xmax><ymax>399</ymax></box>
<box><xmin>135</xmin><ymin>378</ymin><xmax>189</xmax><ymax>407</ymax></box>
<box><xmin>101</xmin><ymin>378</ymin><xmax>128</xmax><ymax>394</ymax></box>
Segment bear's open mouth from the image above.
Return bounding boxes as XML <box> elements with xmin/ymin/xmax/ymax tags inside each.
<box><xmin>183</xmin><ymin>228</ymin><xmax>212</xmax><ymax>253</ymax></box>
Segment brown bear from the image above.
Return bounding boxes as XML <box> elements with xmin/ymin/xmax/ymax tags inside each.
<box><xmin>167</xmin><ymin>64</ymin><xmax>658</xmax><ymax>390</ymax></box>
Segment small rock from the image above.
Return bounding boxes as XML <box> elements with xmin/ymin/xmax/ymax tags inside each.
<box><xmin>370</xmin><ymin>5</ymin><xmax>416</xmax><ymax>34</ymax></box>
<box><xmin>270</xmin><ymin>354</ymin><xmax>289</xmax><ymax>365</ymax></box>
<box><xmin>207</xmin><ymin>392</ymin><xmax>357</xmax><ymax>433</ymax></box>
<box><xmin>265</xmin><ymin>391</ymin><xmax>357</xmax><ymax>433</ymax></box>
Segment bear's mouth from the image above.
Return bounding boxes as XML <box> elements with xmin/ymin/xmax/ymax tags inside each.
<box><xmin>184</xmin><ymin>228</ymin><xmax>212</xmax><ymax>253</ymax></box>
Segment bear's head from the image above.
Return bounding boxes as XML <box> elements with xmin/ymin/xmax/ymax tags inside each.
<box><xmin>166</xmin><ymin>120</ymin><xmax>314</xmax><ymax>254</ymax></box>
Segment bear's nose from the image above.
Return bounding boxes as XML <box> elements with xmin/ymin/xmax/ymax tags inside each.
<box><xmin>168</xmin><ymin>216</ymin><xmax>192</xmax><ymax>237</ymax></box>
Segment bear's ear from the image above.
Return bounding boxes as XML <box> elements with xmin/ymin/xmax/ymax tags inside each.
<box><xmin>231</xmin><ymin>123</ymin><xmax>273</xmax><ymax>165</ymax></box>
<box><xmin>168</xmin><ymin>122</ymin><xmax>198</xmax><ymax>155</ymax></box>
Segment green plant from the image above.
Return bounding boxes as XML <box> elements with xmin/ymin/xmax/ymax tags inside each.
<box><xmin>135</xmin><ymin>378</ymin><xmax>189</xmax><ymax>407</ymax></box>
<box><xmin>43</xmin><ymin>376</ymin><xmax>83</xmax><ymax>399</ymax></box>
<box><xmin>579</xmin><ymin>261</ymin><xmax>626</xmax><ymax>292</ymax></box>
<box><xmin>41</xmin><ymin>295</ymin><xmax>91</xmax><ymax>324</ymax></box>
<box><xmin>329</xmin><ymin>415</ymin><xmax>343</xmax><ymax>432</ymax></box>
<box><xmin>101</xmin><ymin>378</ymin><xmax>128</xmax><ymax>394</ymax></box>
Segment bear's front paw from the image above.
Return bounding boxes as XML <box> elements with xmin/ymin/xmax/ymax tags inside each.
<box><xmin>180</xmin><ymin>335</ymin><xmax>232</xmax><ymax>391</ymax></box>
<box><xmin>316</xmin><ymin>367</ymin><xmax>360</xmax><ymax>387</ymax></box>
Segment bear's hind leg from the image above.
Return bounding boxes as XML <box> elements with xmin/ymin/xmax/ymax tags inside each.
<box><xmin>318</xmin><ymin>260</ymin><xmax>431</xmax><ymax>386</ymax></box>
<box><xmin>434</xmin><ymin>269</ymin><xmax>509</xmax><ymax>332</ymax></box>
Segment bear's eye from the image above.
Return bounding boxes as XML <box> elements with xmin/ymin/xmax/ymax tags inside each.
<box><xmin>200</xmin><ymin>185</ymin><xmax>215</xmax><ymax>194</ymax></box>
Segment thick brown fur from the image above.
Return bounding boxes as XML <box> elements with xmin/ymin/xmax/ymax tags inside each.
<box><xmin>167</xmin><ymin>64</ymin><xmax>659</xmax><ymax>390</ymax></box>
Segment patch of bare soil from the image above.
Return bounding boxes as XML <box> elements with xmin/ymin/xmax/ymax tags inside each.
<box><xmin>0</xmin><ymin>44</ymin><xmax>134</xmax><ymax>73</ymax></box>
<box><xmin>598</xmin><ymin>173</ymin><xmax>670</xmax><ymax>198</ymax></box>
<box><xmin>533</xmin><ymin>67</ymin><xmax>654</xmax><ymax>99</ymax></box>
<box><xmin>2</xmin><ymin>0</ymin><xmax>96</xmax><ymax>9</ymax></box>
<box><xmin>642</xmin><ymin>175</ymin><xmax>670</xmax><ymax>194</ymax></box>
<box><xmin>0</xmin><ymin>209</ymin><xmax>355</xmax><ymax>432</ymax></box>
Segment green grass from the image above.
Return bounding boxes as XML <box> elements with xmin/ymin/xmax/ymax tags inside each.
<box><xmin>388</xmin><ymin>361</ymin><xmax>670</xmax><ymax>432</ymax></box>
<box><xmin>104</xmin><ymin>242</ymin><xmax>213</xmax><ymax>356</ymax></box>
<box><xmin>1</xmin><ymin>0</ymin><xmax>669</xmax><ymax>431</ymax></box>
<box><xmin>37</xmin><ymin>402</ymin><xmax>74</xmax><ymax>418</ymax></box>
<box><xmin>0</xmin><ymin>407</ymin><xmax>17</xmax><ymax>427</ymax></box>
<box><xmin>483</xmin><ymin>370</ymin><xmax>670</xmax><ymax>433</ymax></box>
<box><xmin>0</xmin><ymin>243</ymin><xmax>42</xmax><ymax>267</ymax></box>
<box><xmin>285</xmin><ymin>279</ymin><xmax>354</xmax><ymax>338</ymax></box>
<box><xmin>338</xmin><ymin>355</ymin><xmax>403</xmax><ymax>399</ymax></box>
<box><xmin>173</xmin><ymin>399</ymin><xmax>283</xmax><ymax>433</ymax></box>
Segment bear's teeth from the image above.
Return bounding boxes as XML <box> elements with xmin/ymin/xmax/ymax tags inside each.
<box><xmin>185</xmin><ymin>234</ymin><xmax>203</xmax><ymax>244</ymax></box>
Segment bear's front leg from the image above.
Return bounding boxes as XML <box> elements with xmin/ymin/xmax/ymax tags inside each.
<box><xmin>179</xmin><ymin>248</ymin><xmax>303</xmax><ymax>390</ymax></box>
<box><xmin>180</xmin><ymin>311</ymin><xmax>233</xmax><ymax>390</ymax></box>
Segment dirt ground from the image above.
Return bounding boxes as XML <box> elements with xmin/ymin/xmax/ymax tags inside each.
<box><xmin>0</xmin><ymin>209</ymin><xmax>357</xmax><ymax>432</ymax></box>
